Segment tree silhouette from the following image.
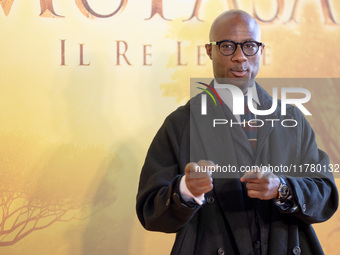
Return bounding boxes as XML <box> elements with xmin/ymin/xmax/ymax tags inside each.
<box><xmin>0</xmin><ymin>191</ymin><xmax>78</xmax><ymax>246</ymax></box>
<box><xmin>0</xmin><ymin>134</ymin><xmax>116</xmax><ymax>246</ymax></box>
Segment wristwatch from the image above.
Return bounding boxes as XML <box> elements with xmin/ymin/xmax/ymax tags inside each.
<box><xmin>277</xmin><ymin>176</ymin><xmax>289</xmax><ymax>200</ymax></box>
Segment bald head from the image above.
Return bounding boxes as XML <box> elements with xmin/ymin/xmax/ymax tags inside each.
<box><xmin>209</xmin><ymin>10</ymin><xmax>261</xmax><ymax>42</ymax></box>
<box><xmin>205</xmin><ymin>10</ymin><xmax>264</xmax><ymax>92</ymax></box>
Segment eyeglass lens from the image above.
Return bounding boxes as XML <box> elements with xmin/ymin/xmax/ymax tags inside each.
<box><xmin>219</xmin><ymin>41</ymin><xmax>259</xmax><ymax>56</ymax></box>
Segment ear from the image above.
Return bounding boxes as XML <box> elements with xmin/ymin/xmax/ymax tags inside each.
<box><xmin>205</xmin><ymin>44</ymin><xmax>212</xmax><ymax>60</ymax></box>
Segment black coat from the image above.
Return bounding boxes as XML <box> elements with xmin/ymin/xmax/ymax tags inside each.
<box><xmin>136</xmin><ymin>84</ymin><xmax>338</xmax><ymax>255</ymax></box>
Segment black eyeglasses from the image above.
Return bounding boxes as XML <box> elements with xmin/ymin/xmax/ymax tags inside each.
<box><xmin>210</xmin><ymin>40</ymin><xmax>265</xmax><ymax>56</ymax></box>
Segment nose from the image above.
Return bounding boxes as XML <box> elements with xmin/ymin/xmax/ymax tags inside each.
<box><xmin>231</xmin><ymin>44</ymin><xmax>247</xmax><ymax>62</ymax></box>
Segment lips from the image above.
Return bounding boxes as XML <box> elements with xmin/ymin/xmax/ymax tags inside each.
<box><xmin>230</xmin><ymin>69</ymin><xmax>248</xmax><ymax>77</ymax></box>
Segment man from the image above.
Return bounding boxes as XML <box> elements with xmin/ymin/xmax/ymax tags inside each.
<box><xmin>136</xmin><ymin>10</ymin><xmax>338</xmax><ymax>255</ymax></box>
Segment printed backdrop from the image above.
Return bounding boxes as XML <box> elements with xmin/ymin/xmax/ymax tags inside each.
<box><xmin>0</xmin><ymin>0</ymin><xmax>340</xmax><ymax>254</ymax></box>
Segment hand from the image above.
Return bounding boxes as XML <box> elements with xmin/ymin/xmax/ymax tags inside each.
<box><xmin>240</xmin><ymin>167</ymin><xmax>280</xmax><ymax>200</ymax></box>
<box><xmin>185</xmin><ymin>160</ymin><xmax>214</xmax><ymax>197</ymax></box>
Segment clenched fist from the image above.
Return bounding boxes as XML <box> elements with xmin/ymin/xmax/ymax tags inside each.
<box><xmin>240</xmin><ymin>167</ymin><xmax>280</xmax><ymax>200</ymax></box>
<box><xmin>185</xmin><ymin>160</ymin><xmax>214</xmax><ymax>197</ymax></box>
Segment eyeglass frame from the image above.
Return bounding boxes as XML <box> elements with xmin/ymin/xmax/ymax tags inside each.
<box><xmin>210</xmin><ymin>40</ymin><xmax>265</xmax><ymax>56</ymax></box>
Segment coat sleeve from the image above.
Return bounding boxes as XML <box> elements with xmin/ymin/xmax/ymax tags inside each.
<box><xmin>283</xmin><ymin>108</ymin><xmax>339</xmax><ymax>224</ymax></box>
<box><xmin>136</xmin><ymin>105</ymin><xmax>200</xmax><ymax>233</ymax></box>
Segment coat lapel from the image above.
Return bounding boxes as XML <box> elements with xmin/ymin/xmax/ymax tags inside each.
<box><xmin>254</xmin><ymin>84</ymin><xmax>280</xmax><ymax>162</ymax></box>
<box><xmin>221</xmin><ymin>103</ymin><xmax>255</xmax><ymax>158</ymax></box>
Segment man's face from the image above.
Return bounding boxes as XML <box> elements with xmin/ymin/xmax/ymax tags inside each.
<box><xmin>206</xmin><ymin>15</ymin><xmax>263</xmax><ymax>93</ymax></box>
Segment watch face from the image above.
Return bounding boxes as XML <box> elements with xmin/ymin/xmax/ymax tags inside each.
<box><xmin>279</xmin><ymin>185</ymin><xmax>289</xmax><ymax>198</ymax></box>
